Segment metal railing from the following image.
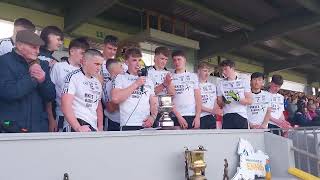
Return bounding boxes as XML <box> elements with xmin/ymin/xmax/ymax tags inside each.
<box><xmin>269</xmin><ymin>126</ymin><xmax>320</xmax><ymax>177</ymax></box>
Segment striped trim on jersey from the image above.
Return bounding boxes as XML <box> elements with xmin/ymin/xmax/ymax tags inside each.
<box><xmin>0</xmin><ymin>38</ymin><xmax>13</xmax><ymax>45</ymax></box>
<box><xmin>62</xmin><ymin>69</ymin><xmax>81</xmax><ymax>93</ymax></box>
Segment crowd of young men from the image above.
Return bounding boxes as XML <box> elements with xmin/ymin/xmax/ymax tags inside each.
<box><xmin>0</xmin><ymin>17</ymin><xmax>294</xmax><ymax>133</ymax></box>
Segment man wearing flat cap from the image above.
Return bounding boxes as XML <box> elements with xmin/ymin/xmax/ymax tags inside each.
<box><xmin>0</xmin><ymin>30</ymin><xmax>56</xmax><ymax>132</ymax></box>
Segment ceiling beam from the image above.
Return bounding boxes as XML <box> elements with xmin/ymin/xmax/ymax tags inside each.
<box><xmin>295</xmin><ymin>0</ymin><xmax>320</xmax><ymax>14</ymax></box>
<box><xmin>64</xmin><ymin>0</ymin><xmax>118</xmax><ymax>33</ymax></box>
<box><xmin>265</xmin><ymin>54</ymin><xmax>320</xmax><ymax>73</ymax></box>
<box><xmin>176</xmin><ymin>0</ymin><xmax>255</xmax><ymax>31</ymax></box>
<box><xmin>199</xmin><ymin>11</ymin><xmax>320</xmax><ymax>60</ymax></box>
<box><xmin>250</xmin><ymin>44</ymin><xmax>291</xmax><ymax>59</ymax></box>
<box><xmin>277</xmin><ymin>37</ymin><xmax>319</xmax><ymax>56</ymax></box>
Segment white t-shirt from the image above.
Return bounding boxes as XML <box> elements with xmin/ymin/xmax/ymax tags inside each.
<box><xmin>247</xmin><ymin>90</ymin><xmax>271</xmax><ymax>125</ymax></box>
<box><xmin>62</xmin><ymin>69</ymin><xmax>102</xmax><ymax>130</ymax></box>
<box><xmin>101</xmin><ymin>61</ymin><xmax>111</xmax><ymax>84</ymax></box>
<box><xmin>269</xmin><ymin>93</ymin><xmax>284</xmax><ymax>125</ymax></box>
<box><xmin>147</xmin><ymin>66</ymin><xmax>170</xmax><ymax>95</ymax></box>
<box><xmin>102</xmin><ymin>77</ymin><xmax>120</xmax><ymax>123</ymax></box>
<box><xmin>101</xmin><ymin>60</ymin><xmax>128</xmax><ymax>84</ymax></box>
<box><xmin>50</xmin><ymin>60</ymin><xmax>80</xmax><ymax>117</ymax></box>
<box><xmin>217</xmin><ymin>77</ymin><xmax>251</xmax><ymax>118</ymax></box>
<box><xmin>0</xmin><ymin>38</ymin><xmax>14</xmax><ymax>56</ymax></box>
<box><xmin>172</xmin><ymin>72</ymin><xmax>199</xmax><ymax>116</ymax></box>
<box><xmin>199</xmin><ymin>81</ymin><xmax>217</xmax><ymax>117</ymax></box>
<box><xmin>114</xmin><ymin>72</ymin><xmax>155</xmax><ymax>126</ymax></box>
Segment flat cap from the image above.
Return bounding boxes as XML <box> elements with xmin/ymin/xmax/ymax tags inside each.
<box><xmin>16</xmin><ymin>30</ymin><xmax>44</xmax><ymax>46</ymax></box>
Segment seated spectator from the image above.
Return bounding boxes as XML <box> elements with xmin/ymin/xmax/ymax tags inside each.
<box><xmin>307</xmin><ymin>102</ymin><xmax>318</xmax><ymax>120</ymax></box>
<box><xmin>293</xmin><ymin>100</ymin><xmax>320</xmax><ymax>127</ymax></box>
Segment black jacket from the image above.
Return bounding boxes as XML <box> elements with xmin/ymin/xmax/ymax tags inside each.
<box><xmin>0</xmin><ymin>50</ymin><xmax>56</xmax><ymax>132</ymax></box>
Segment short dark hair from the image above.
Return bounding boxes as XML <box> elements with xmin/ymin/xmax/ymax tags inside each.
<box><xmin>172</xmin><ymin>50</ymin><xmax>186</xmax><ymax>58</ymax></box>
<box><xmin>105</xmin><ymin>58</ymin><xmax>120</xmax><ymax>71</ymax></box>
<box><xmin>104</xmin><ymin>35</ymin><xmax>118</xmax><ymax>47</ymax></box>
<box><xmin>124</xmin><ymin>47</ymin><xmax>142</xmax><ymax>59</ymax></box>
<box><xmin>14</xmin><ymin>18</ymin><xmax>35</xmax><ymax>31</ymax></box>
<box><xmin>155</xmin><ymin>46</ymin><xmax>170</xmax><ymax>57</ymax></box>
<box><xmin>219</xmin><ymin>59</ymin><xmax>235</xmax><ymax>68</ymax></box>
<box><xmin>69</xmin><ymin>37</ymin><xmax>89</xmax><ymax>54</ymax></box>
<box><xmin>271</xmin><ymin>74</ymin><xmax>283</xmax><ymax>86</ymax></box>
<box><xmin>40</xmin><ymin>26</ymin><xmax>64</xmax><ymax>47</ymax></box>
<box><xmin>251</xmin><ymin>72</ymin><xmax>265</xmax><ymax>80</ymax></box>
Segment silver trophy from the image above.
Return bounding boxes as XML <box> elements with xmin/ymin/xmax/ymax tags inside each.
<box><xmin>158</xmin><ymin>95</ymin><xmax>174</xmax><ymax>127</ymax></box>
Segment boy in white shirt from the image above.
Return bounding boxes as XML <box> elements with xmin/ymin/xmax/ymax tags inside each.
<box><xmin>102</xmin><ymin>59</ymin><xmax>123</xmax><ymax>131</ymax></box>
<box><xmin>247</xmin><ymin>72</ymin><xmax>271</xmax><ymax>129</ymax></box>
<box><xmin>198</xmin><ymin>62</ymin><xmax>218</xmax><ymax>129</ymax></box>
<box><xmin>50</xmin><ymin>37</ymin><xmax>89</xmax><ymax>131</ymax></box>
<box><xmin>111</xmin><ymin>48</ymin><xmax>158</xmax><ymax>131</ymax></box>
<box><xmin>171</xmin><ymin>50</ymin><xmax>202</xmax><ymax>129</ymax></box>
<box><xmin>268</xmin><ymin>74</ymin><xmax>292</xmax><ymax>133</ymax></box>
<box><xmin>217</xmin><ymin>60</ymin><xmax>252</xmax><ymax>129</ymax></box>
<box><xmin>61</xmin><ymin>49</ymin><xmax>104</xmax><ymax>132</ymax></box>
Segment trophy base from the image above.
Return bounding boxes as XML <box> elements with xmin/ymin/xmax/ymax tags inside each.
<box><xmin>190</xmin><ymin>175</ymin><xmax>207</xmax><ymax>180</ymax></box>
<box><xmin>158</xmin><ymin>121</ymin><xmax>174</xmax><ymax>127</ymax></box>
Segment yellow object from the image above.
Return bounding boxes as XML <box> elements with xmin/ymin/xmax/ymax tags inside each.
<box><xmin>288</xmin><ymin>168</ymin><xmax>320</xmax><ymax>180</ymax></box>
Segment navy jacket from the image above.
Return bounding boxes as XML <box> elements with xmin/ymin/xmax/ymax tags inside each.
<box><xmin>0</xmin><ymin>50</ymin><xmax>56</xmax><ymax>132</ymax></box>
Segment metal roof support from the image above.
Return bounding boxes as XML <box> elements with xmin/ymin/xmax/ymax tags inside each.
<box><xmin>277</xmin><ymin>37</ymin><xmax>319</xmax><ymax>56</ymax></box>
<box><xmin>199</xmin><ymin>12</ymin><xmax>320</xmax><ymax>60</ymax></box>
<box><xmin>176</xmin><ymin>0</ymin><xmax>255</xmax><ymax>31</ymax></box>
<box><xmin>264</xmin><ymin>54</ymin><xmax>320</xmax><ymax>73</ymax></box>
<box><xmin>64</xmin><ymin>0</ymin><xmax>118</xmax><ymax>33</ymax></box>
<box><xmin>295</xmin><ymin>0</ymin><xmax>320</xmax><ymax>14</ymax></box>
<box><xmin>250</xmin><ymin>44</ymin><xmax>290</xmax><ymax>59</ymax></box>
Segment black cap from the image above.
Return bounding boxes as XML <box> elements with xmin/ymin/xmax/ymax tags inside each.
<box><xmin>16</xmin><ymin>30</ymin><xmax>44</xmax><ymax>46</ymax></box>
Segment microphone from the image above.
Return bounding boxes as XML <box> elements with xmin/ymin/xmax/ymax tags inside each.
<box><xmin>137</xmin><ymin>68</ymin><xmax>148</xmax><ymax>92</ymax></box>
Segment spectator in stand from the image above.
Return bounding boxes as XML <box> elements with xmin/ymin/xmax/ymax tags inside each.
<box><xmin>293</xmin><ymin>100</ymin><xmax>320</xmax><ymax>127</ymax></box>
<box><xmin>307</xmin><ymin>102</ymin><xmax>318</xmax><ymax>120</ymax></box>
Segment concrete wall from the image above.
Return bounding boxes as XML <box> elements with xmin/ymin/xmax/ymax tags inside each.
<box><xmin>264</xmin><ymin>133</ymin><xmax>296</xmax><ymax>178</ymax></box>
<box><xmin>0</xmin><ymin>130</ymin><xmax>294</xmax><ymax>180</ymax></box>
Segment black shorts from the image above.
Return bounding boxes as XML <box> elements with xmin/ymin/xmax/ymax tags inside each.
<box><xmin>107</xmin><ymin>119</ymin><xmax>120</xmax><ymax>131</ymax></box>
<box><xmin>200</xmin><ymin>115</ymin><xmax>216</xmax><ymax>129</ymax></box>
<box><xmin>121</xmin><ymin>126</ymin><xmax>143</xmax><ymax>131</ymax></box>
<box><xmin>172</xmin><ymin>116</ymin><xmax>195</xmax><ymax>129</ymax></box>
<box><xmin>222</xmin><ymin>113</ymin><xmax>248</xmax><ymax>129</ymax></box>
<box><xmin>268</xmin><ymin>124</ymin><xmax>282</xmax><ymax>135</ymax></box>
<box><xmin>63</xmin><ymin>118</ymin><xmax>96</xmax><ymax>132</ymax></box>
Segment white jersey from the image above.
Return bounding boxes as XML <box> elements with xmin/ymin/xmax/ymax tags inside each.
<box><xmin>101</xmin><ymin>60</ymin><xmax>128</xmax><ymax>84</ymax></box>
<box><xmin>172</xmin><ymin>72</ymin><xmax>199</xmax><ymax>116</ymax></box>
<box><xmin>147</xmin><ymin>66</ymin><xmax>170</xmax><ymax>95</ymax></box>
<box><xmin>0</xmin><ymin>38</ymin><xmax>14</xmax><ymax>56</ymax></box>
<box><xmin>62</xmin><ymin>69</ymin><xmax>102</xmax><ymax>130</ymax></box>
<box><xmin>269</xmin><ymin>93</ymin><xmax>284</xmax><ymax>125</ymax></box>
<box><xmin>114</xmin><ymin>72</ymin><xmax>155</xmax><ymax>126</ymax></box>
<box><xmin>217</xmin><ymin>77</ymin><xmax>251</xmax><ymax>118</ymax></box>
<box><xmin>102</xmin><ymin>77</ymin><xmax>120</xmax><ymax>123</ymax></box>
<box><xmin>247</xmin><ymin>90</ymin><xmax>271</xmax><ymax>125</ymax></box>
<box><xmin>199</xmin><ymin>81</ymin><xmax>217</xmax><ymax>117</ymax></box>
<box><xmin>101</xmin><ymin>61</ymin><xmax>111</xmax><ymax>84</ymax></box>
<box><xmin>50</xmin><ymin>60</ymin><xmax>80</xmax><ymax>116</ymax></box>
